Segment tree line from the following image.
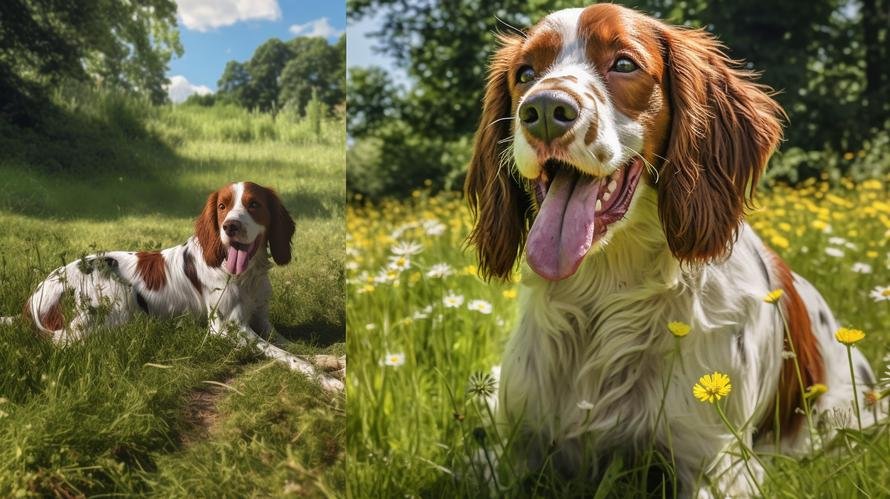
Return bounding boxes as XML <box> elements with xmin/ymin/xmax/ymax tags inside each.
<box><xmin>1</xmin><ymin>1</ymin><xmax>346</xmax><ymax>124</ymax></box>
<box><xmin>346</xmin><ymin>0</ymin><xmax>889</xmax><ymax>198</ymax></box>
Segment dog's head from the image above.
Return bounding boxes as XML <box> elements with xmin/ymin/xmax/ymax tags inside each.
<box><xmin>466</xmin><ymin>4</ymin><xmax>783</xmax><ymax>281</ymax></box>
<box><xmin>195</xmin><ymin>181</ymin><xmax>296</xmax><ymax>275</ymax></box>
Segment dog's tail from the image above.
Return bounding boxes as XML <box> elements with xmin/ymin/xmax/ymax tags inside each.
<box><xmin>24</xmin><ymin>274</ymin><xmax>68</xmax><ymax>336</ymax></box>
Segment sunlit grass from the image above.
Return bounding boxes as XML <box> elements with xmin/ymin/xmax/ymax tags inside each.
<box><xmin>346</xmin><ymin>175</ymin><xmax>890</xmax><ymax>497</ymax></box>
<box><xmin>0</xmin><ymin>97</ymin><xmax>345</xmax><ymax>495</ymax></box>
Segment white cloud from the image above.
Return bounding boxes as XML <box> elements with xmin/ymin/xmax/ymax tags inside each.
<box><xmin>176</xmin><ymin>0</ymin><xmax>281</xmax><ymax>32</ymax></box>
<box><xmin>167</xmin><ymin>75</ymin><xmax>212</xmax><ymax>103</ymax></box>
<box><xmin>289</xmin><ymin>17</ymin><xmax>342</xmax><ymax>38</ymax></box>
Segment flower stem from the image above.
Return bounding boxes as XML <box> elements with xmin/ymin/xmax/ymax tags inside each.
<box><xmin>715</xmin><ymin>403</ymin><xmax>765</xmax><ymax>498</ymax></box>
<box><xmin>776</xmin><ymin>305</ymin><xmax>816</xmax><ymax>451</ymax></box>
<box><xmin>845</xmin><ymin>345</ymin><xmax>862</xmax><ymax>431</ymax></box>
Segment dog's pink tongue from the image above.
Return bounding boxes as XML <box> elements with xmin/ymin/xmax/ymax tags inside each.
<box><xmin>526</xmin><ymin>169</ymin><xmax>601</xmax><ymax>281</ymax></box>
<box><xmin>225</xmin><ymin>245</ymin><xmax>250</xmax><ymax>275</ymax></box>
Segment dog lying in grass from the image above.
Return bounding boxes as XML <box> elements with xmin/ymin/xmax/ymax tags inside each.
<box><xmin>2</xmin><ymin>181</ymin><xmax>344</xmax><ymax>392</ymax></box>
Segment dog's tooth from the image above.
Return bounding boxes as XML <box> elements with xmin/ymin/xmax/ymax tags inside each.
<box><xmin>608</xmin><ymin>180</ymin><xmax>618</xmax><ymax>193</ymax></box>
<box><xmin>603</xmin><ymin>192</ymin><xmax>611</xmax><ymax>202</ymax></box>
<box><xmin>595</xmin><ymin>199</ymin><xmax>602</xmax><ymax>211</ymax></box>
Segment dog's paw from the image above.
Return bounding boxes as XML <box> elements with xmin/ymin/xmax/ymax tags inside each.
<box><xmin>314</xmin><ymin>354</ymin><xmax>345</xmax><ymax>372</ymax></box>
<box><xmin>319</xmin><ymin>375</ymin><xmax>344</xmax><ymax>392</ymax></box>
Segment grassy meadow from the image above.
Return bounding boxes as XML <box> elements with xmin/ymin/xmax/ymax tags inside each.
<box><xmin>346</xmin><ymin>176</ymin><xmax>890</xmax><ymax>496</ymax></box>
<box><xmin>0</xmin><ymin>89</ymin><xmax>345</xmax><ymax>496</ymax></box>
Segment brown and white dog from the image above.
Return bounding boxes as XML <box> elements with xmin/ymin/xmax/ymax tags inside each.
<box><xmin>465</xmin><ymin>4</ymin><xmax>877</xmax><ymax>495</ymax></box>
<box><xmin>4</xmin><ymin>182</ymin><xmax>343</xmax><ymax>392</ymax></box>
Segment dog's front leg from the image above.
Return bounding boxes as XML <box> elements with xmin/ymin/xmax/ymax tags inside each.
<box><xmin>209</xmin><ymin>316</ymin><xmax>344</xmax><ymax>392</ymax></box>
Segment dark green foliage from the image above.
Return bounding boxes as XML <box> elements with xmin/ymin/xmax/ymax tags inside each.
<box><xmin>0</xmin><ymin>0</ymin><xmax>182</xmax><ymax>119</ymax></box>
<box><xmin>347</xmin><ymin>0</ymin><xmax>889</xmax><ymax>198</ymax></box>
<box><xmin>218</xmin><ymin>34</ymin><xmax>346</xmax><ymax>115</ymax></box>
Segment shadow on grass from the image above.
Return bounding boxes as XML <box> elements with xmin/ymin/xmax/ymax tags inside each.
<box><xmin>278</xmin><ymin>319</ymin><xmax>345</xmax><ymax>348</ymax></box>
<box><xmin>0</xmin><ymin>97</ymin><xmax>336</xmax><ymax>221</ymax></box>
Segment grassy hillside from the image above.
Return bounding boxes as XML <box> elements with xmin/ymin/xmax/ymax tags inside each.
<box><xmin>346</xmin><ymin>178</ymin><xmax>890</xmax><ymax>497</ymax></box>
<box><xmin>0</xmin><ymin>89</ymin><xmax>345</xmax><ymax>496</ymax></box>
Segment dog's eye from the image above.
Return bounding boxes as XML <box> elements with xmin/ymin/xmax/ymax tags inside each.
<box><xmin>248</xmin><ymin>201</ymin><xmax>260</xmax><ymax>209</ymax></box>
<box><xmin>217</xmin><ymin>203</ymin><xmax>225</xmax><ymax>210</ymax></box>
<box><xmin>517</xmin><ymin>66</ymin><xmax>536</xmax><ymax>84</ymax></box>
<box><xmin>611</xmin><ymin>57</ymin><xmax>638</xmax><ymax>73</ymax></box>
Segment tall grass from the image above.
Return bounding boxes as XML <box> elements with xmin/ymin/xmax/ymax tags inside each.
<box><xmin>346</xmin><ymin>176</ymin><xmax>890</xmax><ymax>496</ymax></box>
<box><xmin>0</xmin><ymin>86</ymin><xmax>345</xmax><ymax>496</ymax></box>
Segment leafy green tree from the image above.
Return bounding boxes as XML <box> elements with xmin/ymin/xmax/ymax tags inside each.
<box><xmin>0</xmin><ymin>0</ymin><xmax>182</xmax><ymax>116</ymax></box>
<box><xmin>279</xmin><ymin>35</ymin><xmax>345</xmax><ymax>114</ymax></box>
<box><xmin>346</xmin><ymin>67</ymin><xmax>400</xmax><ymax>137</ymax></box>
<box><xmin>246</xmin><ymin>38</ymin><xmax>294</xmax><ymax>112</ymax></box>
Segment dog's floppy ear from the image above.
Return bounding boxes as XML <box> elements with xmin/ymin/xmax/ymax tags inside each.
<box><xmin>465</xmin><ymin>34</ymin><xmax>532</xmax><ymax>281</ymax></box>
<box><xmin>658</xmin><ymin>26</ymin><xmax>784</xmax><ymax>263</ymax></box>
<box><xmin>264</xmin><ymin>187</ymin><xmax>295</xmax><ymax>265</ymax></box>
<box><xmin>195</xmin><ymin>190</ymin><xmax>226</xmax><ymax>267</ymax></box>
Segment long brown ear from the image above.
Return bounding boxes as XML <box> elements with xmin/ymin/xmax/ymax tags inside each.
<box><xmin>658</xmin><ymin>27</ymin><xmax>784</xmax><ymax>263</ymax></box>
<box><xmin>465</xmin><ymin>35</ymin><xmax>531</xmax><ymax>281</ymax></box>
<box><xmin>264</xmin><ymin>187</ymin><xmax>295</xmax><ymax>265</ymax></box>
<box><xmin>195</xmin><ymin>191</ymin><xmax>226</xmax><ymax>267</ymax></box>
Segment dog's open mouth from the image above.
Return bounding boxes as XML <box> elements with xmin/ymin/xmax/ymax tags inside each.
<box><xmin>527</xmin><ymin>157</ymin><xmax>644</xmax><ymax>281</ymax></box>
<box><xmin>225</xmin><ymin>239</ymin><xmax>261</xmax><ymax>275</ymax></box>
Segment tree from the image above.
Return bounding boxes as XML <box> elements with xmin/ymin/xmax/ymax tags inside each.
<box><xmin>348</xmin><ymin>0</ymin><xmax>887</xmax><ymax>160</ymax></box>
<box><xmin>347</xmin><ymin>67</ymin><xmax>401</xmax><ymax>138</ymax></box>
<box><xmin>246</xmin><ymin>38</ymin><xmax>293</xmax><ymax>112</ymax></box>
<box><xmin>279</xmin><ymin>35</ymin><xmax>345</xmax><ymax>114</ymax></box>
<box><xmin>0</xmin><ymin>0</ymin><xmax>182</xmax><ymax>116</ymax></box>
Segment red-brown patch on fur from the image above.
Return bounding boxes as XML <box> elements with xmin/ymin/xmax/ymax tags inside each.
<box><xmin>195</xmin><ymin>188</ymin><xmax>227</xmax><ymax>267</ymax></box>
<box><xmin>27</xmin><ymin>296</ymin><xmax>64</xmax><ymax>332</ymax></box>
<box><xmin>657</xmin><ymin>24</ymin><xmax>784</xmax><ymax>264</ymax></box>
<box><xmin>465</xmin><ymin>34</ymin><xmax>532</xmax><ymax>281</ymax></box>
<box><xmin>136</xmin><ymin>251</ymin><xmax>167</xmax><ymax>291</ymax></box>
<box><xmin>759</xmin><ymin>251</ymin><xmax>825</xmax><ymax>439</ymax></box>
<box><xmin>241</xmin><ymin>182</ymin><xmax>295</xmax><ymax>265</ymax></box>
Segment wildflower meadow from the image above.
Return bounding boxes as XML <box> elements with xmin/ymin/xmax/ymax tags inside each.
<box><xmin>347</xmin><ymin>175</ymin><xmax>890</xmax><ymax>496</ymax></box>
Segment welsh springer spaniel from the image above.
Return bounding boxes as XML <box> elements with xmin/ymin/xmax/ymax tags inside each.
<box><xmin>6</xmin><ymin>182</ymin><xmax>343</xmax><ymax>392</ymax></box>
<box><xmin>465</xmin><ymin>4</ymin><xmax>877</xmax><ymax>495</ymax></box>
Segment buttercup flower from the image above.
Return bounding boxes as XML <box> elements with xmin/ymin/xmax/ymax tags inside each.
<box><xmin>693</xmin><ymin>372</ymin><xmax>732</xmax><ymax>403</ymax></box>
<box><xmin>804</xmin><ymin>383</ymin><xmax>828</xmax><ymax>400</ymax></box>
<box><xmin>835</xmin><ymin>327</ymin><xmax>865</xmax><ymax>346</ymax></box>
<box><xmin>667</xmin><ymin>321</ymin><xmax>691</xmax><ymax>338</ymax></box>
<box><xmin>763</xmin><ymin>289</ymin><xmax>784</xmax><ymax>304</ymax></box>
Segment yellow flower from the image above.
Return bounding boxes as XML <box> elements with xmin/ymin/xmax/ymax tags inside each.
<box><xmin>502</xmin><ymin>288</ymin><xmax>518</xmax><ymax>299</ymax></box>
<box><xmin>763</xmin><ymin>289</ymin><xmax>784</xmax><ymax>304</ymax></box>
<box><xmin>804</xmin><ymin>383</ymin><xmax>828</xmax><ymax>400</ymax></box>
<box><xmin>693</xmin><ymin>372</ymin><xmax>732</xmax><ymax>403</ymax></box>
<box><xmin>770</xmin><ymin>234</ymin><xmax>790</xmax><ymax>249</ymax></box>
<box><xmin>835</xmin><ymin>327</ymin><xmax>865</xmax><ymax>346</ymax></box>
<box><xmin>667</xmin><ymin>321</ymin><xmax>691</xmax><ymax>338</ymax></box>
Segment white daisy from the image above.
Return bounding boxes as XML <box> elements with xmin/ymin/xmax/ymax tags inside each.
<box><xmin>374</xmin><ymin>267</ymin><xmax>400</xmax><ymax>284</ymax></box>
<box><xmin>346</xmin><ymin>261</ymin><xmax>360</xmax><ymax>271</ymax></box>
<box><xmin>365</xmin><ymin>323</ymin><xmax>377</xmax><ymax>331</ymax></box>
<box><xmin>423</xmin><ymin>220</ymin><xmax>447</xmax><ymax>236</ymax></box>
<box><xmin>413</xmin><ymin>305</ymin><xmax>433</xmax><ymax>320</ymax></box>
<box><xmin>851</xmin><ymin>262</ymin><xmax>873</xmax><ymax>274</ymax></box>
<box><xmin>828</xmin><ymin>236</ymin><xmax>849</xmax><ymax>246</ymax></box>
<box><xmin>467</xmin><ymin>299</ymin><xmax>493</xmax><ymax>314</ymax></box>
<box><xmin>426</xmin><ymin>263</ymin><xmax>453</xmax><ymax>278</ymax></box>
<box><xmin>383</xmin><ymin>352</ymin><xmax>405</xmax><ymax>367</ymax></box>
<box><xmin>443</xmin><ymin>292</ymin><xmax>464</xmax><ymax>308</ymax></box>
<box><xmin>388</xmin><ymin>255</ymin><xmax>411</xmax><ymax>271</ymax></box>
<box><xmin>825</xmin><ymin>247</ymin><xmax>845</xmax><ymax>258</ymax></box>
<box><xmin>869</xmin><ymin>285</ymin><xmax>890</xmax><ymax>302</ymax></box>
<box><xmin>391</xmin><ymin>240</ymin><xmax>423</xmax><ymax>256</ymax></box>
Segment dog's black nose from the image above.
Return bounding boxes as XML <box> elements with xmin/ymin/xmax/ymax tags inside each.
<box><xmin>223</xmin><ymin>220</ymin><xmax>242</xmax><ymax>237</ymax></box>
<box><xmin>519</xmin><ymin>90</ymin><xmax>579</xmax><ymax>143</ymax></box>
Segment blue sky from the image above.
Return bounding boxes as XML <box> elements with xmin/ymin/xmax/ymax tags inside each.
<box><xmin>346</xmin><ymin>9</ymin><xmax>407</xmax><ymax>86</ymax></box>
<box><xmin>167</xmin><ymin>0</ymin><xmax>345</xmax><ymax>102</ymax></box>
